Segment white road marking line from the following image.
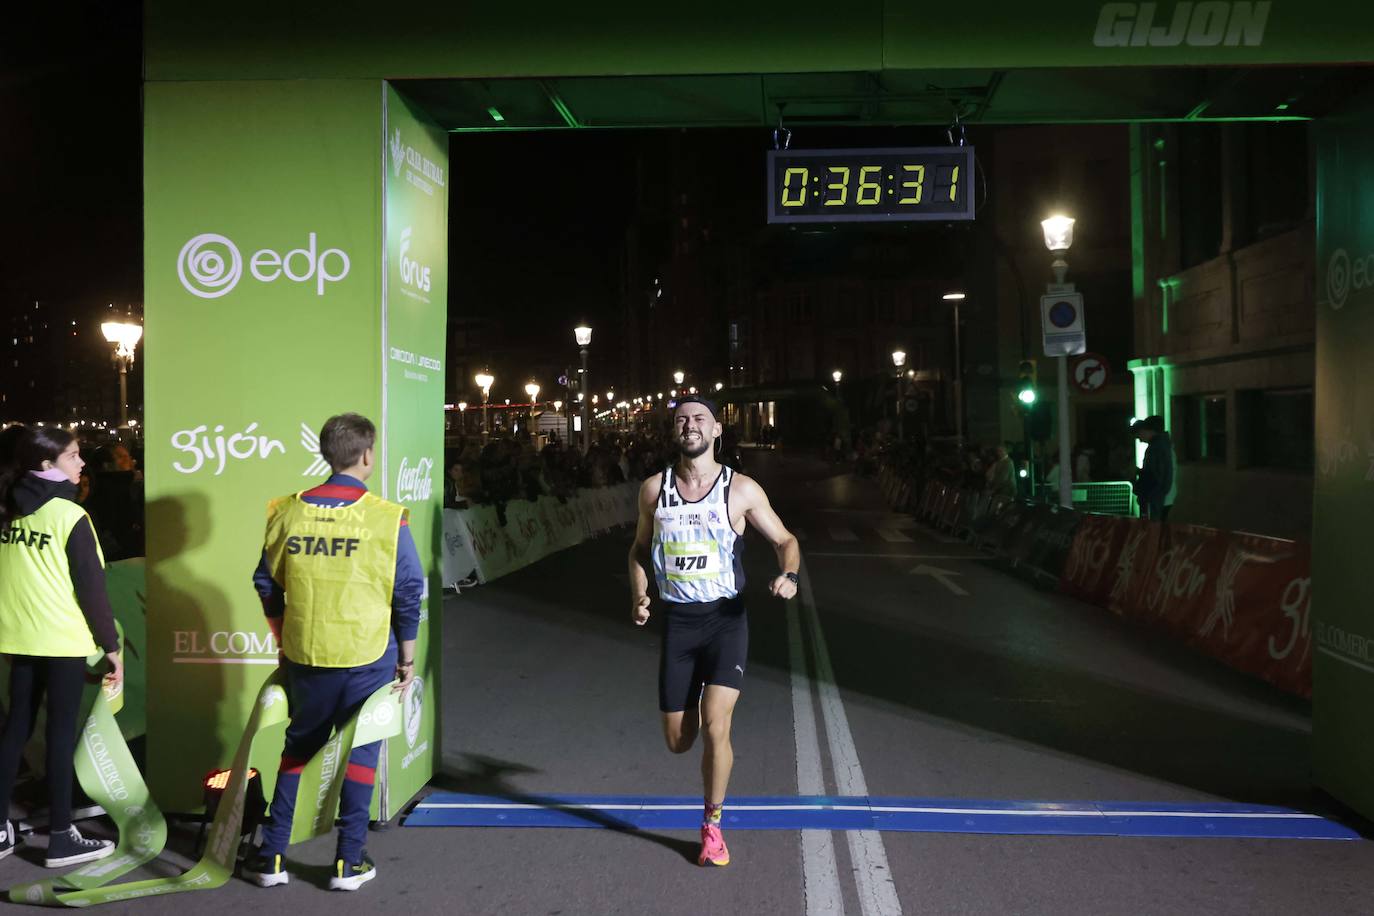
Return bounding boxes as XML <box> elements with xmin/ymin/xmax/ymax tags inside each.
<box><xmin>875</xmin><ymin>529</ymin><xmax>914</xmax><ymax>543</ymax></box>
<box><xmin>799</xmin><ymin>557</ymin><xmax>904</xmax><ymax>916</ymax></box>
<box><xmin>907</xmin><ymin>565</ymin><xmax>969</xmax><ymax>597</ymax></box>
<box><xmin>789</xmin><ymin>587</ymin><xmax>846</xmax><ymax>916</ymax></box>
<box><xmin>827</xmin><ymin>528</ymin><xmax>859</xmax><ymax>542</ymax></box>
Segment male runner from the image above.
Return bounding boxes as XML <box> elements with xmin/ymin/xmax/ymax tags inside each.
<box><xmin>627</xmin><ymin>395</ymin><xmax>799</xmax><ymax>867</ymax></box>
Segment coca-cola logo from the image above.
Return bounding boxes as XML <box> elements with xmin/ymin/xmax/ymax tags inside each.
<box><xmin>396</xmin><ymin>456</ymin><xmax>434</xmax><ymax>504</ymax></box>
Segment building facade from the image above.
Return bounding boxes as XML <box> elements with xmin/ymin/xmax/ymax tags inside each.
<box><xmin>1129</xmin><ymin>123</ymin><xmax>1314</xmax><ymax>539</ymax></box>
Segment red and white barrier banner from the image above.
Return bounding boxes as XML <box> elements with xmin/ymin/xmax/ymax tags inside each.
<box><xmin>1061</xmin><ymin>518</ymin><xmax>1312</xmax><ymax>696</ymax></box>
<box><xmin>441</xmin><ymin>483</ymin><xmax>639</xmax><ymax>586</ymax></box>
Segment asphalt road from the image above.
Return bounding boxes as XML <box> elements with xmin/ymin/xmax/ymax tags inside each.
<box><xmin>3</xmin><ymin>451</ymin><xmax>1368</xmax><ymax>914</ymax></box>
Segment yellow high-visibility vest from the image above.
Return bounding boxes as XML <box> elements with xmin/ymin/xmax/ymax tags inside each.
<box><xmin>0</xmin><ymin>498</ymin><xmax>104</xmax><ymax>657</ymax></box>
<box><xmin>263</xmin><ymin>491</ymin><xmax>404</xmax><ymax>667</ymax></box>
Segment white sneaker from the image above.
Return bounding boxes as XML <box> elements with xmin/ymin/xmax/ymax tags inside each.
<box><xmin>0</xmin><ymin>819</ymin><xmax>19</xmax><ymax>861</ymax></box>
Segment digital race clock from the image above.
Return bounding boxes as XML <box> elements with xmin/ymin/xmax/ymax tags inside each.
<box><xmin>766</xmin><ymin>146</ymin><xmax>975</xmax><ymax>224</ymax></box>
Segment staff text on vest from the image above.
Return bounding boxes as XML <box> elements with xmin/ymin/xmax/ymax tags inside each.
<box><xmin>1</xmin><ymin>527</ymin><xmax>52</xmax><ymax>549</ymax></box>
<box><xmin>285</xmin><ymin>535</ymin><xmax>361</xmax><ymax>557</ymax></box>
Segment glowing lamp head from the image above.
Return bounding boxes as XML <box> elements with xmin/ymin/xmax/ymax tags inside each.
<box><xmin>101</xmin><ymin>321</ymin><xmax>143</xmax><ymax>359</ymax></box>
<box><xmin>832</xmin><ymin>370</ymin><xmax>843</xmax><ymax>384</ymax></box>
<box><xmin>714</xmin><ymin>382</ymin><xmax>724</xmax><ymax>392</ymax></box>
<box><xmin>458</xmin><ymin>401</ymin><xmax>468</xmax><ymax>412</ymax></box>
<box><xmin>891</xmin><ymin>350</ymin><xmax>907</xmax><ymax>369</ymax></box>
<box><xmin>475</xmin><ymin>372</ymin><xmax>494</xmax><ymax>395</ymax></box>
<box><xmin>673</xmin><ymin>371</ymin><xmax>685</xmax><ymax>386</ymax></box>
<box><xmin>574</xmin><ymin>325</ymin><xmax>593</xmax><ymax>347</ymax></box>
<box><xmin>941</xmin><ymin>292</ymin><xmax>966</xmax><ymax>301</ymax></box>
<box><xmin>1041</xmin><ymin>215</ymin><xmax>1075</xmax><ymax>253</ymax></box>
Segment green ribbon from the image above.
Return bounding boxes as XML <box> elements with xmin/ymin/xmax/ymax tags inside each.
<box><xmin>8</xmin><ymin>666</ymin><xmax>404</xmax><ymax>907</ymax></box>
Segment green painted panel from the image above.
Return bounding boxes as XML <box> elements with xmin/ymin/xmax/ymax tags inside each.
<box><xmin>1312</xmin><ymin>94</ymin><xmax>1374</xmax><ymax>821</ymax></box>
<box><xmin>378</xmin><ymin>83</ymin><xmax>448</xmax><ymax>812</ymax></box>
<box><xmin>144</xmin><ymin>1</ymin><xmax>884</xmax><ymax>81</ymax></box>
<box><xmin>145</xmin><ymin>1</ymin><xmax>1373</xmax><ymax>83</ymax></box>
<box><xmin>143</xmin><ymin>80</ymin><xmax>383</xmax><ymax>810</ymax></box>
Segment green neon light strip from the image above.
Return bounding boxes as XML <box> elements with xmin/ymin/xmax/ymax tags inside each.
<box><xmin>450</xmin><ymin>114</ymin><xmax>1309</xmax><ymax>133</ymax></box>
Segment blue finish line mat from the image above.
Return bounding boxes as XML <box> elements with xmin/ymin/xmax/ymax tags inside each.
<box><xmin>404</xmin><ymin>794</ymin><xmax>1360</xmax><ymax>841</ymax></box>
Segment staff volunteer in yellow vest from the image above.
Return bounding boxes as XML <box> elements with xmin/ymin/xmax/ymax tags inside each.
<box><xmin>243</xmin><ymin>413</ymin><xmax>423</xmax><ymax>892</ymax></box>
<box><xmin>0</xmin><ymin>425</ymin><xmax>122</xmax><ymax>869</ymax></box>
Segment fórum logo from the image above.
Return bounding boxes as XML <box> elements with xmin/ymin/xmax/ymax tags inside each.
<box><xmin>177</xmin><ymin>232</ymin><xmax>350</xmax><ymax>298</ymax></box>
<box><xmin>399</xmin><ymin>227</ymin><xmax>432</xmax><ymax>293</ymax></box>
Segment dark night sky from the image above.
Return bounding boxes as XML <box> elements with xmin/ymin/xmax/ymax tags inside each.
<box><xmin>4</xmin><ymin>5</ymin><xmax>980</xmax><ymax>411</ymax></box>
<box><xmin>3</xmin><ymin>4</ymin><xmax>144</xmax><ymax>314</ymax></box>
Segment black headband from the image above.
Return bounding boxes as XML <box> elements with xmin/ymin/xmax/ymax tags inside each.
<box><xmin>673</xmin><ymin>395</ymin><xmax>719</xmax><ymax>420</ymax></box>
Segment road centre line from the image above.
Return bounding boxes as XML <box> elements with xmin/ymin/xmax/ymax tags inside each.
<box><xmin>798</xmin><ymin>557</ymin><xmax>905</xmax><ymax>916</ymax></box>
<box><xmin>789</xmin><ymin>582</ymin><xmax>846</xmax><ymax>915</ymax></box>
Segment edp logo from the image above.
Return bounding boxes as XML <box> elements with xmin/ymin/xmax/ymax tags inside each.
<box><xmin>177</xmin><ymin>232</ymin><xmax>351</xmax><ymax>299</ymax></box>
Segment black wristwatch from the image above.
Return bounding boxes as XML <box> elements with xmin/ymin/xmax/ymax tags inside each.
<box><xmin>783</xmin><ymin>572</ymin><xmax>799</xmax><ymax>585</ymax></box>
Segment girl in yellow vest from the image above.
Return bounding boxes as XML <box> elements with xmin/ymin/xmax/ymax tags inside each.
<box><xmin>0</xmin><ymin>425</ymin><xmax>123</xmax><ymax>868</ymax></box>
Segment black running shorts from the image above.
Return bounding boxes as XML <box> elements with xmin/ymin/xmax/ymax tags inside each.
<box><xmin>658</xmin><ymin>595</ymin><xmax>749</xmax><ymax>713</ymax></box>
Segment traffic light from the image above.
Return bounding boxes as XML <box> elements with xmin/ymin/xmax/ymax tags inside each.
<box><xmin>1016</xmin><ymin>359</ymin><xmax>1038</xmax><ymax>407</ymax></box>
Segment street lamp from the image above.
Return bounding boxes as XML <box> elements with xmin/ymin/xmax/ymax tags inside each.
<box><xmin>101</xmin><ymin>318</ymin><xmax>143</xmax><ymax>427</ymax></box>
<box><xmin>574</xmin><ymin>325</ymin><xmax>592</xmax><ymax>452</ymax></box>
<box><xmin>714</xmin><ymin>382</ymin><xmax>724</xmax><ymax>392</ymax></box>
<box><xmin>1041</xmin><ymin>214</ymin><xmax>1076</xmax><ymax>508</ymax></box>
<box><xmin>832</xmin><ymin>369</ymin><xmax>843</xmax><ymax>384</ymax></box>
<box><xmin>457</xmin><ymin>401</ymin><xmax>468</xmax><ymax>434</ymax></box>
<box><xmin>673</xmin><ymin>370</ymin><xmax>685</xmax><ymax>386</ymax></box>
<box><xmin>475</xmin><ymin>371</ymin><xmax>494</xmax><ymax>439</ymax></box>
<box><xmin>943</xmin><ymin>292</ymin><xmax>967</xmax><ymax>445</ymax></box>
<box><xmin>891</xmin><ymin>350</ymin><xmax>907</xmax><ymax>440</ymax></box>
<box><xmin>525</xmin><ymin>381</ymin><xmax>540</xmax><ymax>436</ymax></box>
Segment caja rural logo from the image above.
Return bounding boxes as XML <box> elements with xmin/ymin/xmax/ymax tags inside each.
<box><xmin>177</xmin><ymin>232</ymin><xmax>350</xmax><ymax>299</ymax></box>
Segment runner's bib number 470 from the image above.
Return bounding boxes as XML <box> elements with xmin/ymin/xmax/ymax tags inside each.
<box><xmin>664</xmin><ymin>540</ymin><xmax>721</xmax><ymax>581</ymax></box>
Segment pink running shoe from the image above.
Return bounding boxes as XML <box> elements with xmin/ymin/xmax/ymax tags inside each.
<box><xmin>698</xmin><ymin>822</ymin><xmax>730</xmax><ymax>867</ymax></box>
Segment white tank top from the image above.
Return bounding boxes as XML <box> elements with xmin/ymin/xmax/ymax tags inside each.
<box><xmin>651</xmin><ymin>465</ymin><xmax>744</xmax><ymax>604</ymax></box>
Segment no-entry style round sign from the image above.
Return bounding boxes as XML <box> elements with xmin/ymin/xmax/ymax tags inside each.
<box><xmin>1071</xmin><ymin>353</ymin><xmax>1110</xmax><ymax>393</ymax></box>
